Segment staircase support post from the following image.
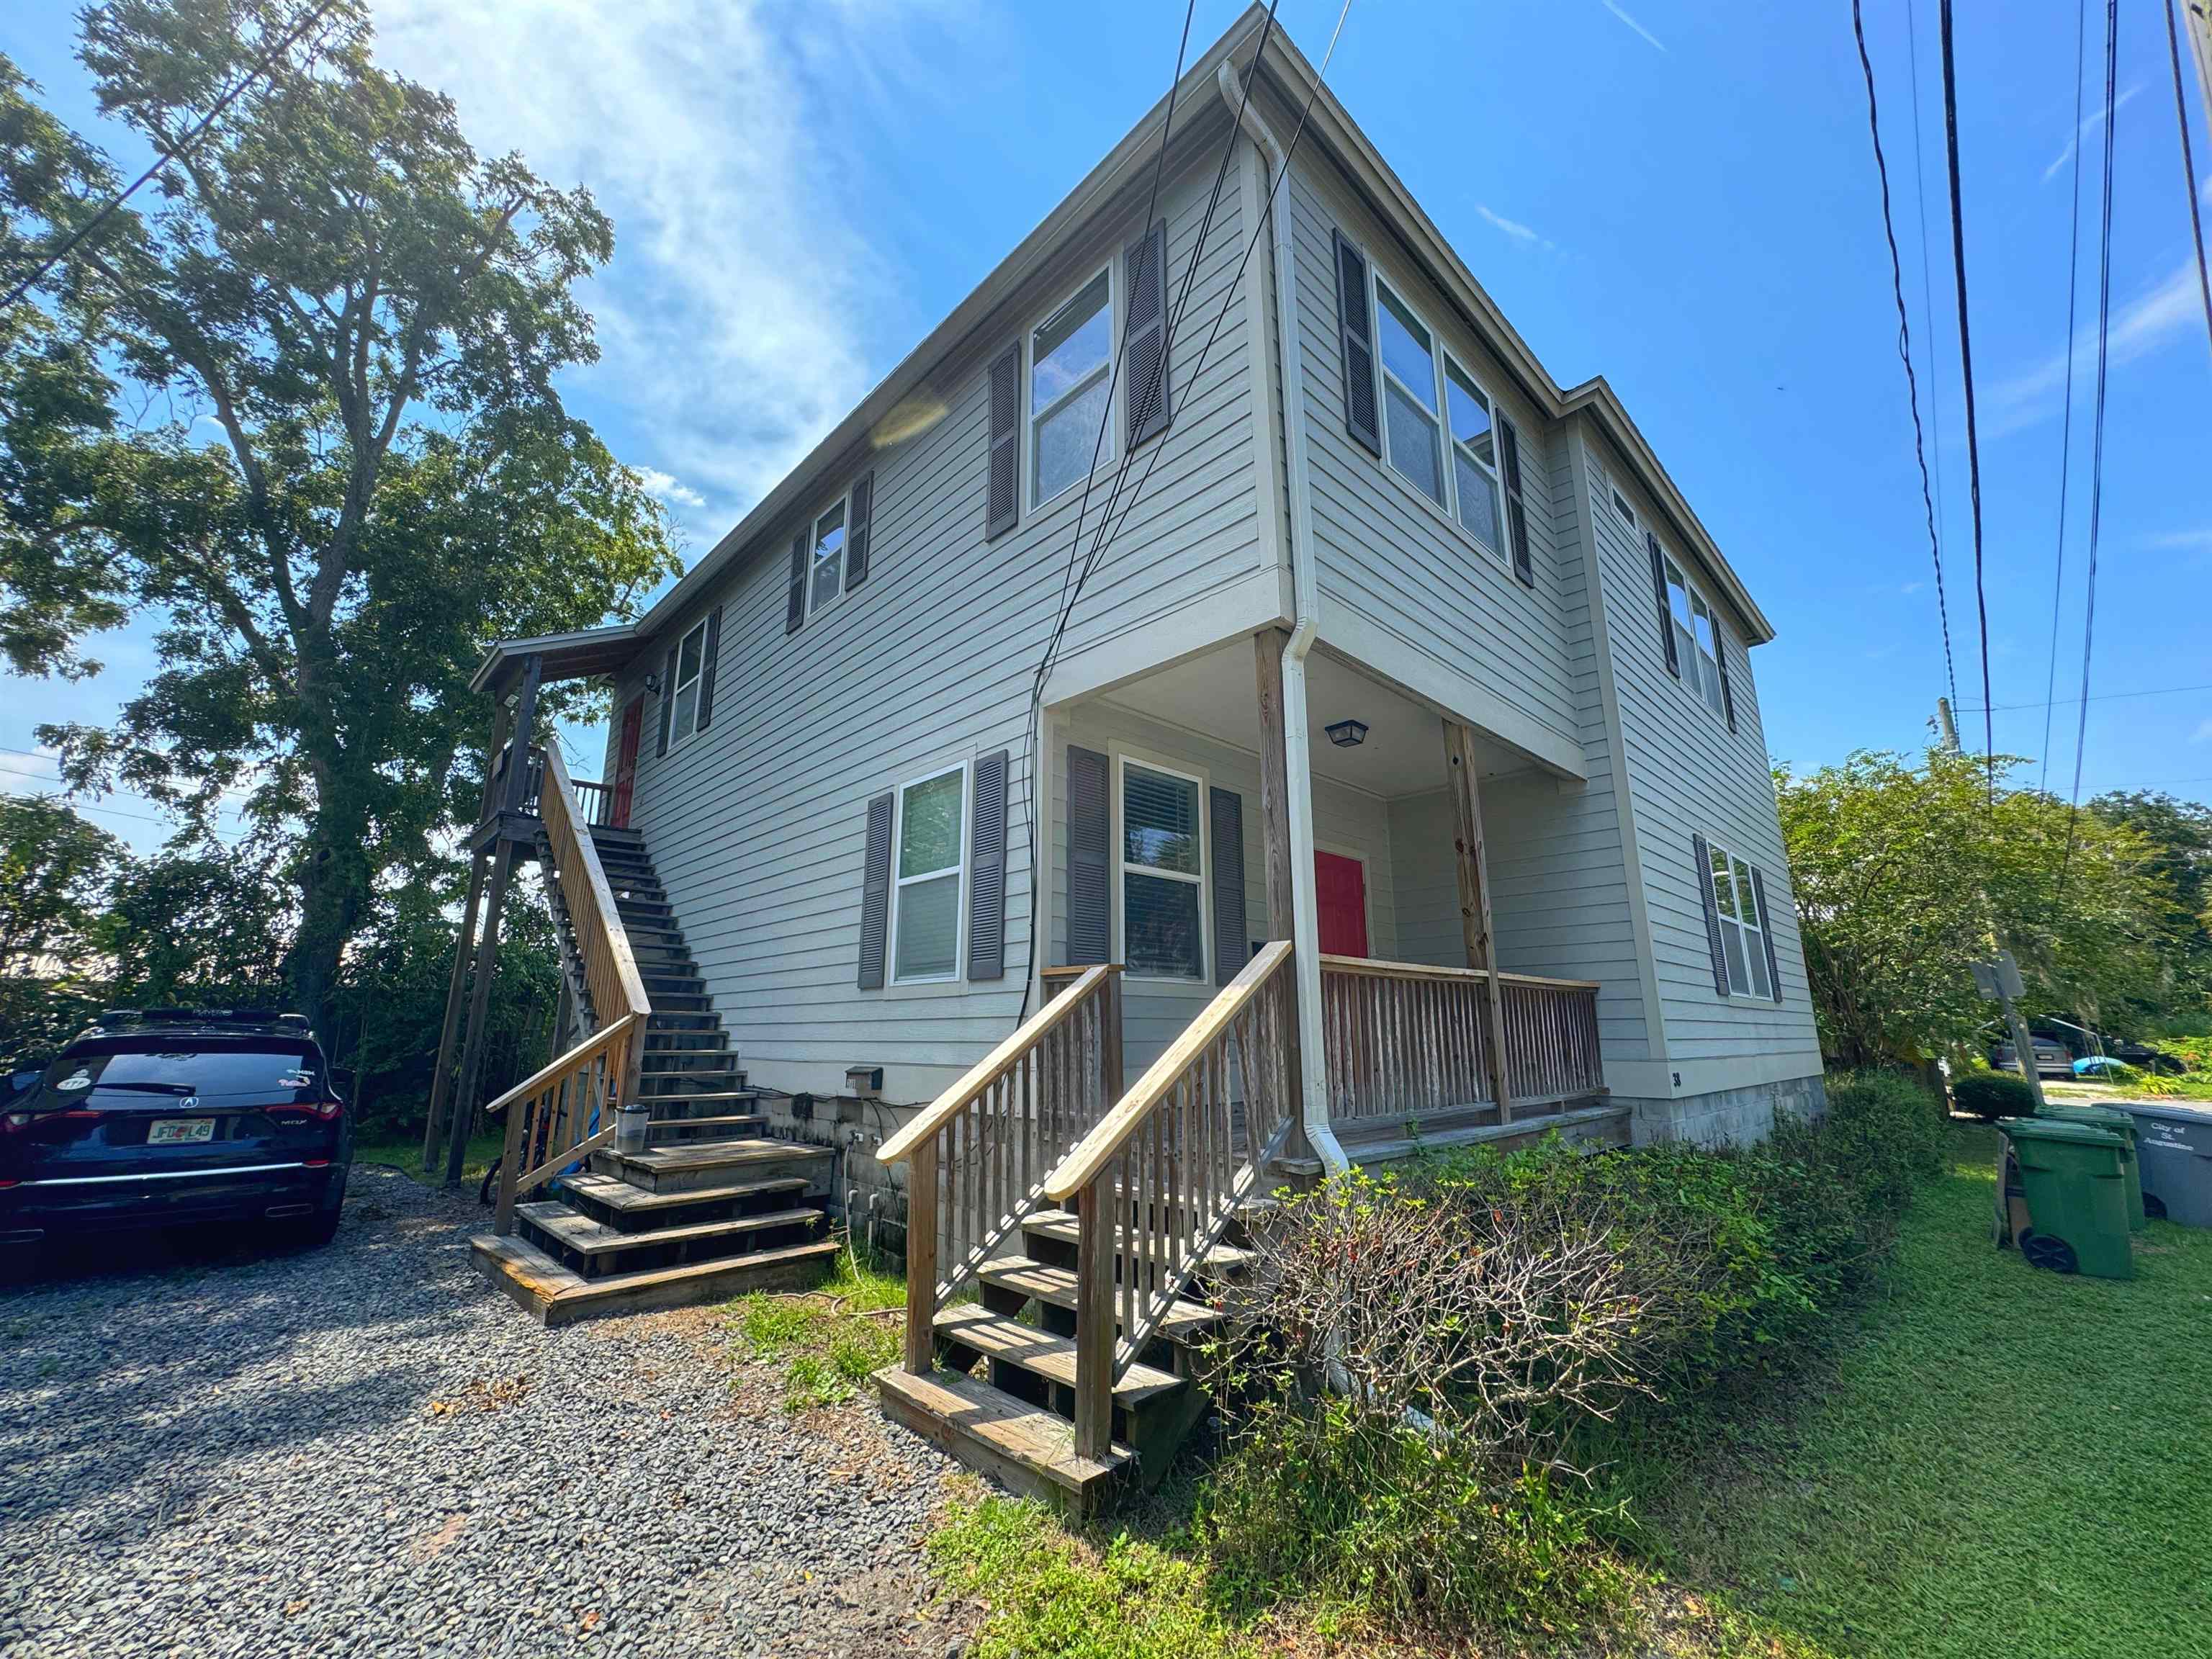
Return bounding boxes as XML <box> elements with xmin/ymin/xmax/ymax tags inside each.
<box><xmin>1072</xmin><ymin>1175</ymin><xmax>1117</xmax><ymax>1462</ymax></box>
<box><xmin>423</xmin><ymin>849</ymin><xmax>490</xmax><ymax>1171</ymax></box>
<box><xmin>1444</xmin><ymin>719</ymin><xmax>1514</xmax><ymax>1122</ymax></box>
<box><xmin>445</xmin><ymin>839</ymin><xmax>518</xmax><ymax>1184</ymax></box>
<box><xmin>903</xmin><ymin>1136</ymin><xmax>939</xmax><ymax>1374</ymax></box>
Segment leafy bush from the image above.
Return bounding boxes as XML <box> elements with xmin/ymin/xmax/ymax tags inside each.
<box><xmin>1790</xmin><ymin>1069</ymin><xmax>1950</xmax><ymax>1213</ymax></box>
<box><xmin>1953</xmin><ymin>1070</ymin><xmax>2038</xmax><ymax>1120</ymax></box>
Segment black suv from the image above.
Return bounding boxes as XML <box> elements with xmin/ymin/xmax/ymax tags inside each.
<box><xmin>1</xmin><ymin>1009</ymin><xmax>351</xmax><ymax>1265</ymax></box>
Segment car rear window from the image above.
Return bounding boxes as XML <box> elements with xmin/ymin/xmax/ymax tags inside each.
<box><xmin>41</xmin><ymin>1041</ymin><xmax>323</xmax><ymax>1103</ymax></box>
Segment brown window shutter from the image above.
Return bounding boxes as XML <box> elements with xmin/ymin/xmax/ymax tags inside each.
<box><xmin>858</xmin><ymin>791</ymin><xmax>894</xmax><ymax>990</ymax></box>
<box><xmin>1065</xmin><ymin>745</ymin><xmax>1110</xmax><ymax>966</ymax></box>
<box><xmin>1752</xmin><ymin>866</ymin><xmax>1784</xmax><ymax>1003</ymax></box>
<box><xmin>1331</xmin><ymin>228</ymin><xmax>1381</xmax><ymax>456</ymax></box>
<box><xmin>1499</xmin><ymin>418</ymin><xmax>1534</xmax><ymax>587</ymax></box>
<box><xmin>986</xmin><ymin>342</ymin><xmax>1020</xmax><ymax>540</ymax></box>
<box><xmin>843</xmin><ymin>471</ymin><xmax>875</xmax><ymax>591</ymax></box>
<box><xmin>1716</xmin><ymin>629</ymin><xmax>1739</xmax><ymax>732</ymax></box>
<box><xmin>1208</xmin><ymin>787</ymin><xmax>1244</xmax><ymax>986</ymax></box>
<box><xmin>1125</xmin><ymin>220</ymin><xmax>1172</xmax><ymax>449</ymax></box>
<box><xmin>654</xmin><ymin>644</ymin><xmax>678</xmax><ymax>756</ymax></box>
<box><xmin>785</xmin><ymin>530</ymin><xmax>807</xmax><ymax>634</ymax></box>
<box><xmin>694</xmin><ymin>606</ymin><xmax>723</xmax><ymax>732</ymax></box>
<box><xmin>1647</xmin><ymin>531</ymin><xmax>1681</xmax><ymax>678</ymax></box>
<box><xmin>967</xmin><ymin>750</ymin><xmax>1010</xmax><ymax>981</ymax></box>
<box><xmin>1693</xmin><ymin>832</ymin><xmax>1728</xmax><ymax>997</ymax></box>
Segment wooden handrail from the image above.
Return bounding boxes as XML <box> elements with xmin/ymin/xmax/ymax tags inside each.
<box><xmin>1316</xmin><ymin>953</ymin><xmax>1600</xmax><ymax>992</ymax></box>
<box><xmin>1044</xmin><ymin>940</ymin><xmax>1293</xmax><ymax>1203</ymax></box>
<box><xmin>539</xmin><ymin>746</ymin><xmax>651</xmax><ymax>1022</ymax></box>
<box><xmin>482</xmin><ymin>1016</ymin><xmax>633</xmax><ymax>1125</ymax></box>
<box><xmin>878</xmin><ymin>964</ymin><xmax>1123</xmax><ymax>1164</ymax></box>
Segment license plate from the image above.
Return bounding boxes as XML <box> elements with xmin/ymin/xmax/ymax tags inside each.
<box><xmin>148</xmin><ymin>1118</ymin><xmax>215</xmax><ymax>1145</ymax></box>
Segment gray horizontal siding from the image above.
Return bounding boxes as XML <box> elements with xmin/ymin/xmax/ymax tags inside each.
<box><xmin>606</xmin><ymin>142</ymin><xmax>1267</xmax><ymax>1105</ymax></box>
<box><xmin>1589</xmin><ymin>446</ymin><xmax>1822</xmax><ymax>1083</ymax></box>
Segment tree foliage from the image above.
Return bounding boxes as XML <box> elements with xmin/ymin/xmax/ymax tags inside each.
<box><xmin>1778</xmin><ymin>747</ymin><xmax>2187</xmax><ymax>1066</ymax></box>
<box><xmin>0</xmin><ymin>1</ymin><xmax>679</xmax><ymax>1022</ymax></box>
<box><xmin>0</xmin><ymin>793</ymin><xmax>123</xmax><ymax>971</ymax></box>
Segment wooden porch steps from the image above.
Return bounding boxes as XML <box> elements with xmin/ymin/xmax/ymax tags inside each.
<box><xmin>472</xmin><ymin>824</ymin><xmax>835</xmax><ymax>1325</ymax></box>
<box><xmin>876</xmin><ymin>1364</ymin><xmax>1136</xmax><ymax>1510</ymax></box>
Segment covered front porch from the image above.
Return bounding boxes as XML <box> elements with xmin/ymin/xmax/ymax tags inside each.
<box><xmin>1040</xmin><ymin>629</ymin><xmax>1611</xmax><ymax>1154</ymax></box>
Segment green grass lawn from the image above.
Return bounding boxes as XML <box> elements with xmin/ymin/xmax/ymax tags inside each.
<box><xmin>352</xmin><ymin>1128</ymin><xmax>505</xmax><ymax>1187</ymax></box>
<box><xmin>1645</xmin><ymin>1123</ymin><xmax>2212</xmax><ymax>1659</ymax></box>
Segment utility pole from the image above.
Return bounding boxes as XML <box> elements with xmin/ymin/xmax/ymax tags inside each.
<box><xmin>1937</xmin><ymin>701</ymin><xmax>2048</xmax><ymax>1107</ymax></box>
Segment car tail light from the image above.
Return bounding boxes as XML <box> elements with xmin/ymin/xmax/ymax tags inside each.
<box><xmin>270</xmin><ymin>1097</ymin><xmax>344</xmax><ymax>1125</ymax></box>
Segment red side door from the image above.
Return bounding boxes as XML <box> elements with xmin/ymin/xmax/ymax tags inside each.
<box><xmin>611</xmin><ymin>696</ymin><xmax>644</xmax><ymax>829</ymax></box>
<box><xmin>1314</xmin><ymin>850</ymin><xmax>1370</xmax><ymax>957</ymax></box>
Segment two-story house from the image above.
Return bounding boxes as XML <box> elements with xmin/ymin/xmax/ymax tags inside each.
<box><xmin>445</xmin><ymin>9</ymin><xmax>1822</xmax><ymax>1478</ymax></box>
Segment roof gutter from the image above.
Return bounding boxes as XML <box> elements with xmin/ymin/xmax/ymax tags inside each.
<box><xmin>1220</xmin><ymin>55</ymin><xmax>1345</xmax><ymax>1179</ymax></box>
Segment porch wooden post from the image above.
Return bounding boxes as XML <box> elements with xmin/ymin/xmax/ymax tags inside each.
<box><xmin>501</xmin><ymin>653</ymin><xmax>544</xmax><ymax>814</ymax></box>
<box><xmin>1444</xmin><ymin>720</ymin><xmax>1515</xmax><ymax>1121</ymax></box>
<box><xmin>444</xmin><ymin>840</ymin><xmax>518</xmax><ymax>1184</ymax></box>
<box><xmin>423</xmin><ymin>691</ymin><xmax>516</xmax><ymax>1170</ymax></box>
<box><xmin>1254</xmin><ymin>629</ymin><xmax>1309</xmax><ymax>1154</ymax></box>
<box><xmin>903</xmin><ymin>1136</ymin><xmax>940</xmax><ymax>1373</ymax></box>
<box><xmin>1072</xmin><ymin>1176</ymin><xmax>1118</xmax><ymax>1462</ymax></box>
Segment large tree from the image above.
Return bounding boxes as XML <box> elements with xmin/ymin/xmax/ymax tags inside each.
<box><xmin>0</xmin><ymin>793</ymin><xmax>122</xmax><ymax>973</ymax></box>
<box><xmin>1779</xmin><ymin>747</ymin><xmax>2179</xmax><ymax>1066</ymax></box>
<box><xmin>0</xmin><ymin>1</ymin><xmax>679</xmax><ymax>1022</ymax></box>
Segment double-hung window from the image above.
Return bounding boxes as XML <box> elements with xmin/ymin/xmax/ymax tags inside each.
<box><xmin>807</xmin><ymin>498</ymin><xmax>848</xmax><ymax>619</ymax></box>
<box><xmin>1120</xmin><ymin>758</ymin><xmax>1205</xmax><ymax>980</ymax></box>
<box><xmin>1704</xmin><ymin>838</ymin><xmax>1772</xmax><ymax>999</ymax></box>
<box><xmin>1030</xmin><ymin>267</ymin><xmax>1114</xmax><ymax>506</ymax></box>
<box><xmin>667</xmin><ymin>618</ymin><xmax>707</xmax><ymax>748</ymax></box>
<box><xmin>1374</xmin><ymin>275</ymin><xmax>1509</xmax><ymax>564</ymax></box>
<box><xmin>1660</xmin><ymin>552</ymin><xmax>1729</xmax><ymax>719</ymax></box>
<box><xmin>891</xmin><ymin>765</ymin><xmax>966</xmax><ymax>983</ymax></box>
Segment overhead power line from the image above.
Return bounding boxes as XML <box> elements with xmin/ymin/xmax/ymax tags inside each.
<box><xmin>1901</xmin><ymin>0</ymin><xmax>1952</xmax><ymax>604</ymax></box>
<box><xmin>0</xmin><ymin>0</ymin><xmax>346</xmax><ymax>315</ymax></box>
<box><xmin>1957</xmin><ymin>679</ymin><xmax>2212</xmax><ymax>713</ymax></box>
<box><xmin>2165</xmin><ymin>0</ymin><xmax>2212</xmax><ymax>363</ymax></box>
<box><xmin>1852</xmin><ymin>0</ymin><xmax>1959</xmax><ymax>714</ymax></box>
<box><xmin>2041</xmin><ymin>0</ymin><xmax>2092</xmax><ymax>795</ymax></box>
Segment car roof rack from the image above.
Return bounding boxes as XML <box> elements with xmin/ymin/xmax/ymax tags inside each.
<box><xmin>95</xmin><ymin>1007</ymin><xmax>311</xmax><ymax>1030</ymax></box>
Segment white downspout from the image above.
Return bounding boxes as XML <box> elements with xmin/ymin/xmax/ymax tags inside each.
<box><xmin>1220</xmin><ymin>58</ymin><xmax>1346</xmax><ymax>1178</ymax></box>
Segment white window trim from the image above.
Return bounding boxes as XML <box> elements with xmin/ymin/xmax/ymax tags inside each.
<box><xmin>803</xmin><ymin>487</ymin><xmax>855</xmax><ymax>624</ymax></box>
<box><xmin>666</xmin><ymin>616</ymin><xmax>709</xmax><ymax>752</ymax></box>
<box><xmin>1367</xmin><ymin>266</ymin><xmax>1514</xmax><ymax>573</ymax></box>
<box><xmin>1027</xmin><ymin>260</ymin><xmax>1119</xmax><ymax>511</ymax></box>
<box><xmin>1112</xmin><ymin>749</ymin><xmax>1210</xmax><ymax>984</ymax></box>
<box><xmin>1659</xmin><ymin>544</ymin><xmax>1731</xmax><ymax>726</ymax></box>
<box><xmin>1704</xmin><ymin>833</ymin><xmax>1770</xmax><ymax>1000</ymax></box>
<box><xmin>886</xmin><ymin>759</ymin><xmax>970</xmax><ymax>986</ymax></box>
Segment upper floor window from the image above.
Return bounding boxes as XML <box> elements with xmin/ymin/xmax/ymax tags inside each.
<box><xmin>808</xmin><ymin>498</ymin><xmax>848</xmax><ymax>619</ymax></box>
<box><xmin>1704</xmin><ymin>837</ymin><xmax>1772</xmax><ymax>999</ymax></box>
<box><xmin>1374</xmin><ymin>275</ymin><xmax>1508</xmax><ymax>565</ymax></box>
<box><xmin>1031</xmin><ymin>267</ymin><xmax>1114</xmax><ymax>506</ymax></box>
<box><xmin>667</xmin><ymin>617</ymin><xmax>707</xmax><ymax>748</ymax></box>
<box><xmin>1660</xmin><ymin>552</ymin><xmax>1729</xmax><ymax>721</ymax></box>
<box><xmin>891</xmin><ymin>765</ymin><xmax>966</xmax><ymax>983</ymax></box>
<box><xmin>1120</xmin><ymin>757</ymin><xmax>1205</xmax><ymax>980</ymax></box>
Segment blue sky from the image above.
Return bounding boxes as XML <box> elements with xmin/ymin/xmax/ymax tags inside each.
<box><xmin>3</xmin><ymin>0</ymin><xmax>2208</xmax><ymax>855</ymax></box>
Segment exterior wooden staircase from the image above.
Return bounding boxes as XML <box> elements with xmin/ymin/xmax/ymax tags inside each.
<box><xmin>469</xmin><ymin>753</ymin><xmax>835</xmax><ymax>1325</ymax></box>
<box><xmin>873</xmin><ymin>948</ymin><xmax>1300</xmax><ymax>1513</ymax></box>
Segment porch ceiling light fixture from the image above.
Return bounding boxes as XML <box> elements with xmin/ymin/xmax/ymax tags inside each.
<box><xmin>1325</xmin><ymin>718</ymin><xmax>1369</xmax><ymax>749</ymax></box>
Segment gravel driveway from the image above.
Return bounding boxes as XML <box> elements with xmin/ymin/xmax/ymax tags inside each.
<box><xmin>0</xmin><ymin>1164</ymin><xmax>966</xmax><ymax>1658</ymax></box>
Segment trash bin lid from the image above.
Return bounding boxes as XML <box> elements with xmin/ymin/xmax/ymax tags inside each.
<box><xmin>2038</xmin><ymin>1102</ymin><xmax>2136</xmax><ymax>1135</ymax></box>
<box><xmin>1996</xmin><ymin>1116</ymin><xmax>2126</xmax><ymax>1147</ymax></box>
<box><xmin>2098</xmin><ymin>1100</ymin><xmax>2212</xmax><ymax>1129</ymax></box>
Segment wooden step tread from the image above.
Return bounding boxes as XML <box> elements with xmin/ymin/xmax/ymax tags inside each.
<box><xmin>933</xmin><ymin>1306</ymin><xmax>1184</xmax><ymax>1406</ymax></box>
<box><xmin>976</xmin><ymin>1257</ymin><xmax>1220</xmax><ymax>1341</ymax></box>
<box><xmin>470</xmin><ymin>1232</ymin><xmax>835</xmax><ymax>1328</ymax></box>
<box><xmin>874</xmin><ymin>1364</ymin><xmax>1132</xmax><ymax>1504</ymax></box>
<box><xmin>1021</xmin><ymin>1210</ymin><xmax>1254</xmax><ymax>1274</ymax></box>
<box><xmin>646</xmin><ymin>1113</ymin><xmax>766</xmax><ymax>1135</ymax></box>
<box><xmin>556</xmin><ymin>1171</ymin><xmax>810</xmax><ymax>1214</ymax></box>
<box><xmin>518</xmin><ymin>1200</ymin><xmax>822</xmax><ymax>1256</ymax></box>
<box><xmin>602</xmin><ymin>1140</ymin><xmax>831</xmax><ymax>1174</ymax></box>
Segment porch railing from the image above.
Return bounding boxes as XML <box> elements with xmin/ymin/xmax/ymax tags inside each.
<box><xmin>1318</xmin><ymin>955</ymin><xmax>1603</xmax><ymax>1122</ymax></box>
<box><xmin>570</xmin><ymin>778</ymin><xmax>616</xmax><ymax>827</ymax></box>
<box><xmin>490</xmin><ymin>746</ymin><xmax>652</xmax><ymax>1231</ymax></box>
<box><xmin>1043</xmin><ymin>940</ymin><xmax>1298</xmax><ymax>1460</ymax></box>
<box><xmin>877</xmin><ymin>963</ymin><xmax>1125</xmax><ymax>1375</ymax></box>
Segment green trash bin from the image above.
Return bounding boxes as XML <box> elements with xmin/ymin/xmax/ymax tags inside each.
<box><xmin>1997</xmin><ymin>1117</ymin><xmax>2135</xmax><ymax>1280</ymax></box>
<box><xmin>2038</xmin><ymin>1102</ymin><xmax>2147</xmax><ymax>1232</ymax></box>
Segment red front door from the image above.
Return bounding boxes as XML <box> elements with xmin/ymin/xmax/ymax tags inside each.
<box><xmin>611</xmin><ymin>696</ymin><xmax>644</xmax><ymax>829</ymax></box>
<box><xmin>1314</xmin><ymin>851</ymin><xmax>1369</xmax><ymax>957</ymax></box>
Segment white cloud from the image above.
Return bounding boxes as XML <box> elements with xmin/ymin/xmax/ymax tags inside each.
<box><xmin>634</xmin><ymin>467</ymin><xmax>706</xmax><ymax>510</ymax></box>
<box><xmin>1901</xmin><ymin>580</ymin><xmax>1925</xmax><ymax>595</ymax></box>
<box><xmin>2042</xmin><ymin>83</ymin><xmax>2142</xmax><ymax>184</ymax></box>
<box><xmin>368</xmin><ymin>0</ymin><xmax>974</xmax><ymax>523</ymax></box>
<box><xmin>0</xmin><ymin>752</ymin><xmax>63</xmax><ymax>786</ymax></box>
<box><xmin>1599</xmin><ymin>1</ymin><xmax>1668</xmax><ymax>53</ymax></box>
<box><xmin>2147</xmin><ymin>526</ymin><xmax>2212</xmax><ymax>552</ymax></box>
<box><xmin>2193</xmin><ymin>718</ymin><xmax>2212</xmax><ymax>746</ymax></box>
<box><xmin>1984</xmin><ymin>262</ymin><xmax>2203</xmax><ymax>435</ymax></box>
<box><xmin>1475</xmin><ymin>203</ymin><xmax>1556</xmax><ymax>252</ymax></box>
